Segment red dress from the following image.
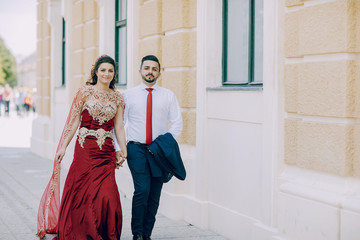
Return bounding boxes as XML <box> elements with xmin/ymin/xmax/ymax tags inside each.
<box><xmin>37</xmin><ymin>85</ymin><xmax>124</xmax><ymax>240</ymax></box>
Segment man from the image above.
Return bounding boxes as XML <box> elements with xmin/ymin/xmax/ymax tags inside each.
<box><xmin>115</xmin><ymin>55</ymin><xmax>183</xmax><ymax>240</ymax></box>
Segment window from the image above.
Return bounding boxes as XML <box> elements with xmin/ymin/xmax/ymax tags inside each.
<box><xmin>115</xmin><ymin>0</ymin><xmax>127</xmax><ymax>86</ymax></box>
<box><xmin>223</xmin><ymin>0</ymin><xmax>263</xmax><ymax>86</ymax></box>
<box><xmin>62</xmin><ymin>18</ymin><xmax>66</xmax><ymax>86</ymax></box>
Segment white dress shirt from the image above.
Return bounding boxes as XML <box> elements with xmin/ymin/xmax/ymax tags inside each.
<box><xmin>114</xmin><ymin>83</ymin><xmax>182</xmax><ymax>151</ymax></box>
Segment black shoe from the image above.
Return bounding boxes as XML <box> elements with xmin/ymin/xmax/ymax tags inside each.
<box><xmin>143</xmin><ymin>237</ymin><xmax>151</xmax><ymax>240</ymax></box>
<box><xmin>133</xmin><ymin>235</ymin><xmax>142</xmax><ymax>240</ymax></box>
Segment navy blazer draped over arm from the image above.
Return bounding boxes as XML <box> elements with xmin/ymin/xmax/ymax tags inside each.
<box><xmin>147</xmin><ymin>133</ymin><xmax>186</xmax><ymax>183</ymax></box>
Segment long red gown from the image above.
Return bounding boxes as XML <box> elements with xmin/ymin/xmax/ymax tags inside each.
<box><xmin>37</xmin><ymin>85</ymin><xmax>124</xmax><ymax>240</ymax></box>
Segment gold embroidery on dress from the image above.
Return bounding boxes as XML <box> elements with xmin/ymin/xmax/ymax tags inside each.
<box><xmin>46</xmin><ymin>162</ymin><xmax>60</xmax><ymax>206</ymax></box>
<box><xmin>79</xmin><ymin>85</ymin><xmax>124</xmax><ymax>125</ymax></box>
<box><xmin>37</xmin><ymin>85</ymin><xmax>125</xmax><ymax>238</ymax></box>
<box><xmin>37</xmin><ymin>161</ymin><xmax>60</xmax><ymax>237</ymax></box>
<box><xmin>83</xmin><ymin>101</ymin><xmax>117</xmax><ymax>125</ymax></box>
<box><xmin>63</xmin><ymin>100</ymin><xmax>84</xmax><ymax>142</ymax></box>
<box><xmin>78</xmin><ymin>127</ymin><xmax>113</xmax><ymax>150</ymax></box>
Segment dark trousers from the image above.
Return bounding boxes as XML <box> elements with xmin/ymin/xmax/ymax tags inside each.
<box><xmin>127</xmin><ymin>142</ymin><xmax>163</xmax><ymax>237</ymax></box>
<box><xmin>4</xmin><ymin>101</ymin><xmax>10</xmax><ymax>115</ymax></box>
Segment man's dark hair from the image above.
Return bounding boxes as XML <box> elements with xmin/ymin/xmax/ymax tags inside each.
<box><xmin>140</xmin><ymin>55</ymin><xmax>161</xmax><ymax>72</ymax></box>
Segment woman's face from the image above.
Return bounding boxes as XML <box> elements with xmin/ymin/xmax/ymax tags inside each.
<box><xmin>96</xmin><ymin>63</ymin><xmax>115</xmax><ymax>86</ymax></box>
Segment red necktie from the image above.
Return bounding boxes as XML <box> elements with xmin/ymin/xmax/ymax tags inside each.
<box><xmin>146</xmin><ymin>88</ymin><xmax>153</xmax><ymax>145</ymax></box>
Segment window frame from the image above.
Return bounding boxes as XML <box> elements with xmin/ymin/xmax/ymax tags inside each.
<box><xmin>115</xmin><ymin>0</ymin><xmax>127</xmax><ymax>86</ymax></box>
<box><xmin>222</xmin><ymin>0</ymin><xmax>263</xmax><ymax>87</ymax></box>
<box><xmin>61</xmin><ymin>17</ymin><xmax>66</xmax><ymax>87</ymax></box>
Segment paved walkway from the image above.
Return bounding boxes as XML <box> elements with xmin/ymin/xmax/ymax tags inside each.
<box><xmin>0</xmin><ymin>112</ymin><xmax>227</xmax><ymax>240</ymax></box>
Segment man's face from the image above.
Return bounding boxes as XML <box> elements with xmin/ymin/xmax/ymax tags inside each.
<box><xmin>140</xmin><ymin>60</ymin><xmax>160</xmax><ymax>84</ymax></box>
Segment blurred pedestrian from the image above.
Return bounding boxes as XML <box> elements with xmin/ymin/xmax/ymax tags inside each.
<box><xmin>32</xmin><ymin>91</ymin><xmax>37</xmax><ymax>113</ymax></box>
<box><xmin>14</xmin><ymin>87</ymin><xmax>24</xmax><ymax>117</ymax></box>
<box><xmin>3</xmin><ymin>84</ymin><xmax>12</xmax><ymax>117</ymax></box>
<box><xmin>24</xmin><ymin>91</ymin><xmax>33</xmax><ymax>115</ymax></box>
<box><xmin>0</xmin><ymin>85</ymin><xmax>4</xmax><ymax>116</ymax></box>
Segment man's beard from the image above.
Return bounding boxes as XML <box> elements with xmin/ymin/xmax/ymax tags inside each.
<box><xmin>142</xmin><ymin>74</ymin><xmax>158</xmax><ymax>83</ymax></box>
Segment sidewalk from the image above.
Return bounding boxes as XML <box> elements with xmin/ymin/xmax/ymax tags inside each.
<box><xmin>0</xmin><ymin>113</ymin><xmax>228</xmax><ymax>240</ymax></box>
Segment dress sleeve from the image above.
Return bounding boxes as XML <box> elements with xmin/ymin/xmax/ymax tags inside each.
<box><xmin>36</xmin><ymin>86</ymin><xmax>85</xmax><ymax>238</ymax></box>
<box><xmin>116</xmin><ymin>90</ymin><xmax>125</xmax><ymax>109</ymax></box>
<box><xmin>61</xmin><ymin>87</ymin><xmax>86</xmax><ymax>146</ymax></box>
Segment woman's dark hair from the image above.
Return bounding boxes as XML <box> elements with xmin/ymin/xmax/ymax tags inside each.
<box><xmin>86</xmin><ymin>55</ymin><xmax>117</xmax><ymax>89</ymax></box>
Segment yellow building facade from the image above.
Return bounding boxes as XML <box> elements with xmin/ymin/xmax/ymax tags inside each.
<box><xmin>32</xmin><ymin>0</ymin><xmax>360</xmax><ymax>239</ymax></box>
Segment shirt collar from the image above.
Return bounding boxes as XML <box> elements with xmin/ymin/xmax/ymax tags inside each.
<box><xmin>140</xmin><ymin>82</ymin><xmax>158</xmax><ymax>91</ymax></box>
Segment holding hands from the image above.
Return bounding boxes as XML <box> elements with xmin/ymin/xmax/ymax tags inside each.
<box><xmin>116</xmin><ymin>150</ymin><xmax>127</xmax><ymax>169</ymax></box>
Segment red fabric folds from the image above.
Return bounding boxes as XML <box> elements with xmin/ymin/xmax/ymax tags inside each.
<box><xmin>37</xmin><ymin>86</ymin><xmax>124</xmax><ymax>239</ymax></box>
<box><xmin>36</xmin><ymin>88</ymin><xmax>86</xmax><ymax>239</ymax></box>
<box><xmin>36</xmin><ymin>159</ymin><xmax>60</xmax><ymax>238</ymax></box>
<box><xmin>54</xmin><ymin>114</ymin><xmax>122</xmax><ymax>239</ymax></box>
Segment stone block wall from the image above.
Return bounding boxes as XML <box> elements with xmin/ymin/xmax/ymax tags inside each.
<box><xmin>284</xmin><ymin>0</ymin><xmax>360</xmax><ymax>177</ymax></box>
<box><xmin>138</xmin><ymin>0</ymin><xmax>197</xmax><ymax>145</ymax></box>
<box><xmin>68</xmin><ymin>0</ymin><xmax>99</xmax><ymax>100</ymax></box>
<box><xmin>36</xmin><ymin>0</ymin><xmax>51</xmax><ymax>116</ymax></box>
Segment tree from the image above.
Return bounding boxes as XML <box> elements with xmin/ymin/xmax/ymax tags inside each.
<box><xmin>0</xmin><ymin>59</ymin><xmax>5</xmax><ymax>86</ymax></box>
<box><xmin>0</xmin><ymin>37</ymin><xmax>17</xmax><ymax>87</ymax></box>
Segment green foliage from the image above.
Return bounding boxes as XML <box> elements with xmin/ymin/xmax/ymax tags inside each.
<box><xmin>0</xmin><ymin>37</ymin><xmax>17</xmax><ymax>87</ymax></box>
<box><xmin>0</xmin><ymin>59</ymin><xmax>5</xmax><ymax>86</ymax></box>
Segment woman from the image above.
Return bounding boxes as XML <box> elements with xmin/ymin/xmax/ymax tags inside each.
<box><xmin>37</xmin><ymin>55</ymin><xmax>127</xmax><ymax>239</ymax></box>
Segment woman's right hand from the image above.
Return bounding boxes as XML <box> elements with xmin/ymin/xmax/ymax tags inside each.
<box><xmin>55</xmin><ymin>147</ymin><xmax>66</xmax><ymax>163</ymax></box>
<box><xmin>116</xmin><ymin>150</ymin><xmax>127</xmax><ymax>169</ymax></box>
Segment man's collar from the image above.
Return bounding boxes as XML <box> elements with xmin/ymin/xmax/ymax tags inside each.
<box><xmin>141</xmin><ymin>82</ymin><xmax>158</xmax><ymax>90</ymax></box>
